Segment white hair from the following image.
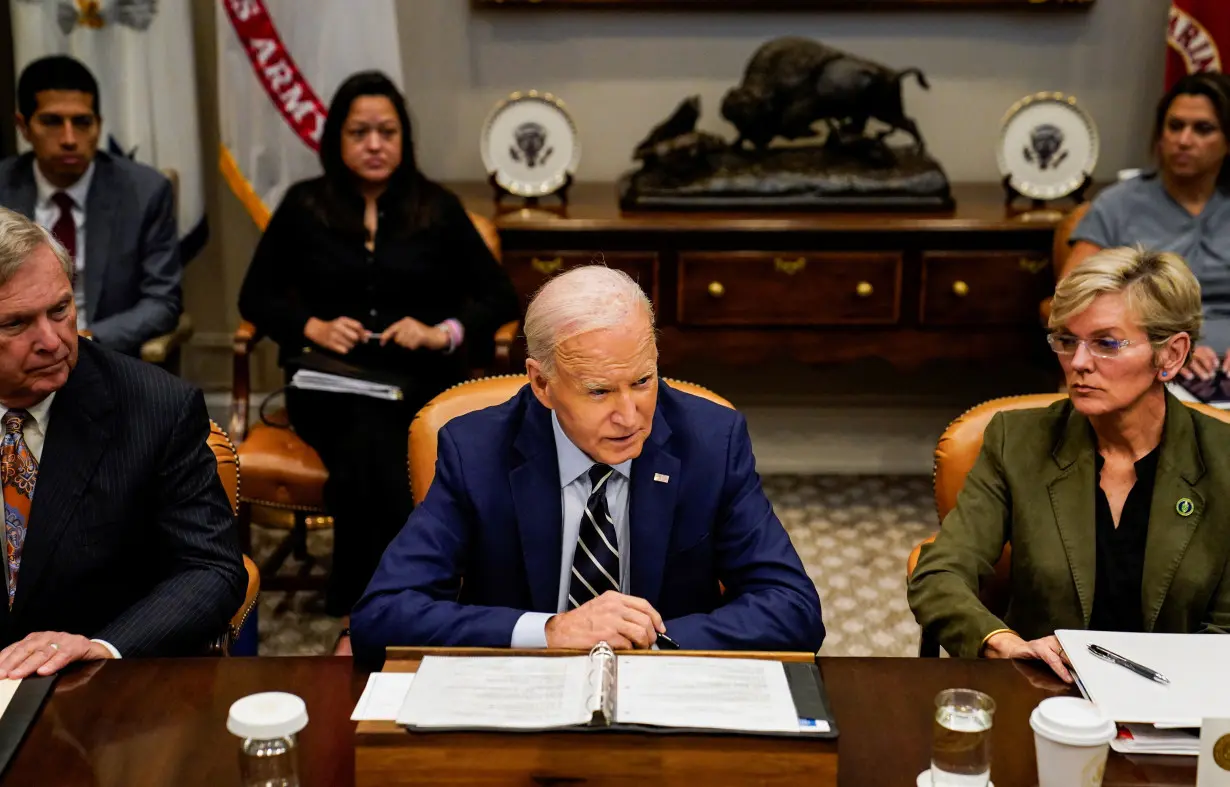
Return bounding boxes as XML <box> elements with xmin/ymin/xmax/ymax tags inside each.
<box><xmin>0</xmin><ymin>206</ymin><xmax>74</xmax><ymax>286</ymax></box>
<box><xmin>524</xmin><ymin>265</ymin><xmax>655</xmax><ymax>377</ymax></box>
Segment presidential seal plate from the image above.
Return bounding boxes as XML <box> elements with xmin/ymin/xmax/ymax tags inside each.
<box><xmin>481</xmin><ymin>91</ymin><xmax>580</xmax><ymax>198</ymax></box>
<box><xmin>998</xmin><ymin>92</ymin><xmax>1099</xmax><ymax>202</ymax></box>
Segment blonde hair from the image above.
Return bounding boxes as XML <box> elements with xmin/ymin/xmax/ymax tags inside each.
<box><xmin>524</xmin><ymin>265</ymin><xmax>654</xmax><ymax>377</ymax></box>
<box><xmin>0</xmin><ymin>206</ymin><xmax>74</xmax><ymax>286</ymax></box>
<box><xmin>1049</xmin><ymin>245</ymin><xmax>1203</xmax><ymax>358</ymax></box>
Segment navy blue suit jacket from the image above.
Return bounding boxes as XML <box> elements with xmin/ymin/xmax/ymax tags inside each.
<box><xmin>352</xmin><ymin>382</ymin><xmax>824</xmax><ymax>658</ymax></box>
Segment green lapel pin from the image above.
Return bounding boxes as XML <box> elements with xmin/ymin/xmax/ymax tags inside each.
<box><xmin>1176</xmin><ymin>498</ymin><xmax>1195</xmax><ymax>517</ymax></box>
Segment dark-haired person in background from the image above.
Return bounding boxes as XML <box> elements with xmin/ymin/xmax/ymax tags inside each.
<box><xmin>1062</xmin><ymin>73</ymin><xmax>1230</xmax><ymax>382</ymax></box>
<box><xmin>238</xmin><ymin>71</ymin><xmax>519</xmax><ymax>621</ymax></box>
<box><xmin>0</xmin><ymin>55</ymin><xmax>181</xmax><ymax>356</ymax></box>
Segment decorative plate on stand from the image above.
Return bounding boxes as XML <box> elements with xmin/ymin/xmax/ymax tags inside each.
<box><xmin>998</xmin><ymin>92</ymin><xmax>1099</xmax><ymax>204</ymax></box>
<box><xmin>481</xmin><ymin>91</ymin><xmax>580</xmax><ymax>201</ymax></box>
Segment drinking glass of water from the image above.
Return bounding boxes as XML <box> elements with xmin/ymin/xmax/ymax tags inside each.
<box><xmin>931</xmin><ymin>688</ymin><xmax>995</xmax><ymax>787</ymax></box>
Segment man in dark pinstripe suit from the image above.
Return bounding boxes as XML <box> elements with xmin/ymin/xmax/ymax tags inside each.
<box><xmin>0</xmin><ymin>207</ymin><xmax>244</xmax><ymax>678</ymax></box>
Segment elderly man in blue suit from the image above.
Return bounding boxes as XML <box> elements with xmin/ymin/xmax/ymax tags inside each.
<box><xmin>352</xmin><ymin>265</ymin><xmax>824</xmax><ymax>657</ymax></box>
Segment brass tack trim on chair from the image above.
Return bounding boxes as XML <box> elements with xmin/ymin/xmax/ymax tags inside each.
<box><xmin>406</xmin><ymin>373</ymin><xmax>527</xmax><ymax>503</ymax></box>
<box><xmin>207</xmin><ymin>420</ymin><xmax>258</xmax><ymax>655</ymax></box>
<box><xmin>235</xmin><ymin>497</ymin><xmax>330</xmax><ymax>513</ymax></box>
<box><xmin>931</xmin><ymin>395</ymin><xmax>1034</xmax><ymax>527</ymax></box>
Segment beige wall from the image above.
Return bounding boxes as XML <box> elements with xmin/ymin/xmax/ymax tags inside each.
<box><xmin>185</xmin><ymin>0</ymin><xmax>1170</xmax><ymax>390</ymax></box>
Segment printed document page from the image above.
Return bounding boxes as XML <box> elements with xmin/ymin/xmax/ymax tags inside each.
<box><xmin>396</xmin><ymin>656</ymin><xmax>592</xmax><ymax>730</ymax></box>
<box><xmin>614</xmin><ymin>656</ymin><xmax>799</xmax><ymax>733</ymax></box>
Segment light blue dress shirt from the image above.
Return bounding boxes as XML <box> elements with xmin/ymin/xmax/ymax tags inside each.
<box><xmin>509</xmin><ymin>412</ymin><xmax>632</xmax><ymax>648</ymax></box>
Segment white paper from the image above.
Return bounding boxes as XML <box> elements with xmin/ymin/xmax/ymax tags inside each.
<box><xmin>351</xmin><ymin>672</ymin><xmax>415</xmax><ymax>721</ymax></box>
<box><xmin>0</xmin><ymin>680</ymin><xmax>19</xmax><ymax>717</ymax></box>
<box><xmin>396</xmin><ymin>656</ymin><xmax>591</xmax><ymax>730</ymax></box>
<box><xmin>614</xmin><ymin>656</ymin><xmax>802</xmax><ymax>734</ymax></box>
<box><xmin>1058</xmin><ymin>630</ymin><xmax>1230</xmax><ymax>727</ymax></box>
<box><xmin>1110</xmin><ymin>723</ymin><xmax>1199</xmax><ymax>756</ymax></box>
<box><xmin>290</xmin><ymin>370</ymin><xmax>402</xmax><ymax>401</ymax></box>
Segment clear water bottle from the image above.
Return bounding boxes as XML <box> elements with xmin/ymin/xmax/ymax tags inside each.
<box><xmin>227</xmin><ymin>692</ymin><xmax>308</xmax><ymax>787</ymax></box>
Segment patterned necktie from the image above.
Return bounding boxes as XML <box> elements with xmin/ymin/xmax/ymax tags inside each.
<box><xmin>568</xmin><ymin>464</ymin><xmax>620</xmax><ymax>608</ymax></box>
<box><xmin>1</xmin><ymin>410</ymin><xmax>38</xmax><ymax>608</ymax></box>
<box><xmin>50</xmin><ymin>191</ymin><xmax>77</xmax><ymax>262</ymax></box>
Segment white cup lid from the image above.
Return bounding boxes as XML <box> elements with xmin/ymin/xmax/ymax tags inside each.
<box><xmin>1117</xmin><ymin>168</ymin><xmax>1143</xmax><ymax>181</ymax></box>
<box><xmin>1030</xmin><ymin>697</ymin><xmax>1115</xmax><ymax>747</ymax></box>
<box><xmin>227</xmin><ymin>692</ymin><xmax>308</xmax><ymax>739</ymax></box>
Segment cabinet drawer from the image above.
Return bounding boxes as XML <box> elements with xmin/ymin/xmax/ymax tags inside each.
<box><xmin>920</xmin><ymin>252</ymin><xmax>1051</xmax><ymax>326</ymax></box>
<box><xmin>678</xmin><ymin>252</ymin><xmax>901</xmax><ymax>326</ymax></box>
<box><xmin>504</xmin><ymin>251</ymin><xmax>658</xmax><ymax>307</ymax></box>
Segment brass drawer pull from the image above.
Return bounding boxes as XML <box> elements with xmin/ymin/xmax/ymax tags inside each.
<box><xmin>708</xmin><ymin>281</ymin><xmax>726</xmax><ymax>299</ymax></box>
<box><xmin>531</xmin><ymin>256</ymin><xmax>563</xmax><ymax>275</ymax></box>
<box><xmin>952</xmin><ymin>280</ymin><xmax>970</xmax><ymax>297</ymax></box>
<box><xmin>1018</xmin><ymin>257</ymin><xmax>1050</xmax><ymax>275</ymax></box>
<box><xmin>774</xmin><ymin>257</ymin><xmax>807</xmax><ymax>275</ymax></box>
<box><xmin>856</xmin><ymin>281</ymin><xmax>873</xmax><ymax>298</ymax></box>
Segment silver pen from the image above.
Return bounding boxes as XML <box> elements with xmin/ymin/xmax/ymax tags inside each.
<box><xmin>1088</xmin><ymin>643</ymin><xmax>1170</xmax><ymax>685</ymax></box>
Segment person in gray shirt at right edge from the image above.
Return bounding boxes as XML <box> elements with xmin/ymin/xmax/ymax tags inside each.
<box><xmin>1059</xmin><ymin>73</ymin><xmax>1230</xmax><ymax>383</ymax></box>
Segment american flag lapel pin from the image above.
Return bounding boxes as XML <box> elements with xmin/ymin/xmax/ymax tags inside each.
<box><xmin>654</xmin><ymin>473</ymin><xmax>670</xmax><ymax>484</ymax></box>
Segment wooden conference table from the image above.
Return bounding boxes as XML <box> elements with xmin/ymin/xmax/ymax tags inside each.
<box><xmin>3</xmin><ymin>654</ymin><xmax>1198</xmax><ymax>786</ymax></box>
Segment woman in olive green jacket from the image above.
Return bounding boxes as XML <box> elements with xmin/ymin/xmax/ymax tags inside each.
<box><xmin>908</xmin><ymin>247</ymin><xmax>1230</xmax><ymax>681</ymax></box>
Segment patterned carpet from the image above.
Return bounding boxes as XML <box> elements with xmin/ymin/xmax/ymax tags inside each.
<box><xmin>255</xmin><ymin>474</ymin><xmax>937</xmax><ymax>657</ymax></box>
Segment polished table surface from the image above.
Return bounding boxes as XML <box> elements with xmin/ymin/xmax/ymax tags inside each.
<box><xmin>4</xmin><ymin>656</ymin><xmax>1198</xmax><ymax>786</ymax></box>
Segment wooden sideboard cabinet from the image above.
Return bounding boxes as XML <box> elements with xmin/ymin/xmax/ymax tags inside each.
<box><xmin>453</xmin><ymin>183</ymin><xmax>1068</xmax><ymax>368</ymax></box>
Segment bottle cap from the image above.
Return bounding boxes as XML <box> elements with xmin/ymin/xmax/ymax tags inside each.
<box><xmin>227</xmin><ymin>692</ymin><xmax>308</xmax><ymax>740</ymax></box>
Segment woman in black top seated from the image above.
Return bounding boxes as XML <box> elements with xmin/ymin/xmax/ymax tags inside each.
<box><xmin>238</xmin><ymin>71</ymin><xmax>519</xmax><ymax>617</ymax></box>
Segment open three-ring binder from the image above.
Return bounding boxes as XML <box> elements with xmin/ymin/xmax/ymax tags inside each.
<box><xmin>396</xmin><ymin>643</ymin><xmax>838</xmax><ymax>739</ymax></box>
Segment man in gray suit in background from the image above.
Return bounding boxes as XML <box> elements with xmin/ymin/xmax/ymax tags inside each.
<box><xmin>0</xmin><ymin>55</ymin><xmax>181</xmax><ymax>356</ymax></box>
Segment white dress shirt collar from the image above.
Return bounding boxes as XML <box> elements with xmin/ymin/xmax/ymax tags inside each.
<box><xmin>33</xmin><ymin>158</ymin><xmax>95</xmax><ymax>212</ymax></box>
<box><xmin>551</xmin><ymin>411</ymin><xmax>632</xmax><ymax>487</ymax></box>
<box><xmin>1</xmin><ymin>392</ymin><xmax>56</xmax><ymax>433</ymax></box>
<box><xmin>0</xmin><ymin>392</ymin><xmax>57</xmax><ymax>463</ymax></box>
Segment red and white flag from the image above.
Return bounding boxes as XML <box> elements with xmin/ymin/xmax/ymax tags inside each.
<box><xmin>1167</xmin><ymin>0</ymin><xmax>1230</xmax><ymax>89</ymax></box>
<box><xmin>217</xmin><ymin>0</ymin><xmax>403</xmax><ymax>228</ymax></box>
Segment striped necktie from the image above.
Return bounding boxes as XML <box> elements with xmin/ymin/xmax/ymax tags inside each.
<box><xmin>567</xmin><ymin>464</ymin><xmax>620</xmax><ymax>608</ymax></box>
<box><xmin>1</xmin><ymin>410</ymin><xmax>38</xmax><ymax>608</ymax></box>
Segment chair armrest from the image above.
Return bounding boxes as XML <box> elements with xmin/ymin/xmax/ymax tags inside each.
<box><xmin>491</xmin><ymin>320</ymin><xmax>520</xmax><ymax>374</ymax></box>
<box><xmin>906</xmin><ymin>533</ymin><xmax>937</xmax><ymax>579</ymax></box>
<box><xmin>140</xmin><ymin>313</ymin><xmax>194</xmax><ymax>364</ymax></box>
<box><xmin>213</xmin><ymin>555</ymin><xmax>260</xmax><ymax>656</ymax></box>
<box><xmin>230</xmin><ymin>321</ymin><xmax>260</xmax><ymax>442</ymax></box>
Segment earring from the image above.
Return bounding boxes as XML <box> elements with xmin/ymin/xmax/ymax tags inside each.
<box><xmin>1161</xmin><ymin>371</ymin><xmax>1169</xmax><ymax>378</ymax></box>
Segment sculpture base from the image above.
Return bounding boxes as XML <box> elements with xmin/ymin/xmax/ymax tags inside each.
<box><xmin>619</xmin><ymin>144</ymin><xmax>954</xmax><ymax>211</ymax></box>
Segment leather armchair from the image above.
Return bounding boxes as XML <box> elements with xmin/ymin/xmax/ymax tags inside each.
<box><xmin>408</xmin><ymin>376</ymin><xmax>734</xmax><ymax>506</ymax></box>
<box><xmin>907</xmin><ymin>393</ymin><xmax>1230</xmax><ymax>656</ymax></box>
<box><xmin>206</xmin><ymin>420</ymin><xmax>260</xmax><ymax>655</ymax></box>
<box><xmin>229</xmin><ymin>211</ymin><xmax>520</xmax><ymax>591</ymax></box>
<box><xmin>1038</xmin><ymin>202</ymin><xmax>1092</xmax><ymax>325</ymax></box>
